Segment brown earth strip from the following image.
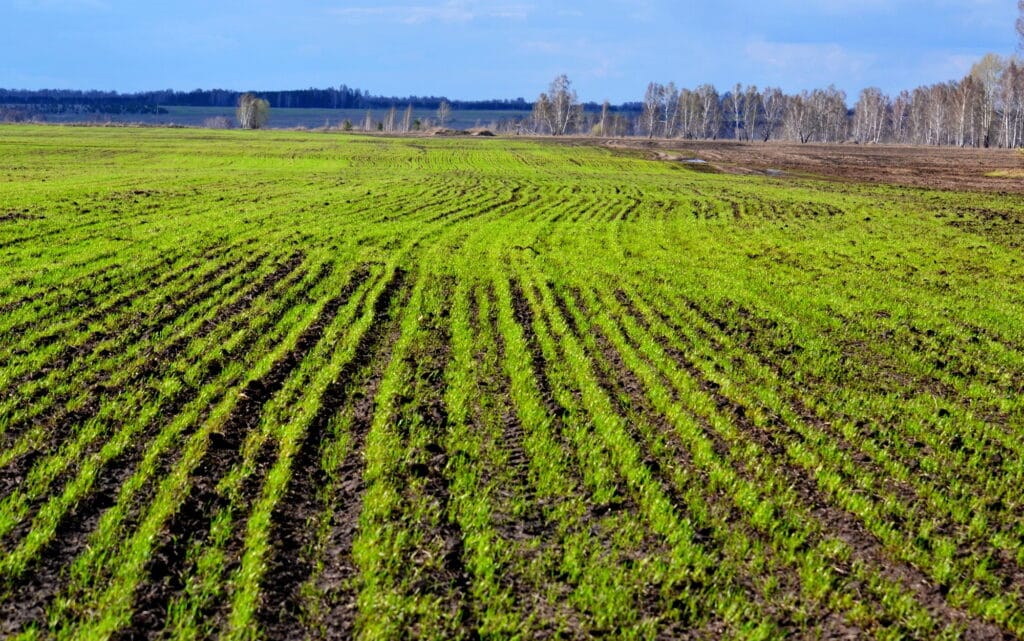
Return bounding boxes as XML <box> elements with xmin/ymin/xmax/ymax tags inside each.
<box><xmin>483</xmin><ymin>284</ymin><xmax>532</xmax><ymax>505</ymax></box>
<box><xmin>390</xmin><ymin>277</ymin><xmax>475</xmax><ymax>637</ymax></box>
<box><xmin>602</xmin><ymin>139</ymin><xmax>1024</xmax><ymax>194</ymax></box>
<box><xmin>257</xmin><ymin>268</ymin><xmax>408</xmax><ymax>641</ymax></box>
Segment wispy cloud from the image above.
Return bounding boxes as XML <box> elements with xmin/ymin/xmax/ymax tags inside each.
<box><xmin>744</xmin><ymin>39</ymin><xmax>876</xmax><ymax>86</ymax></box>
<box><xmin>329</xmin><ymin>1</ymin><xmax>531</xmax><ymax>24</ymax></box>
<box><xmin>519</xmin><ymin>37</ymin><xmax>628</xmax><ymax>81</ymax></box>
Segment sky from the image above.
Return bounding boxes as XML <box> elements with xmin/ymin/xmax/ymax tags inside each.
<box><xmin>1</xmin><ymin>0</ymin><xmax>1019</xmax><ymax>103</ymax></box>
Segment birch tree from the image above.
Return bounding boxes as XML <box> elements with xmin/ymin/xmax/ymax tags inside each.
<box><xmin>743</xmin><ymin>85</ymin><xmax>760</xmax><ymax>141</ymax></box>
<box><xmin>890</xmin><ymin>91</ymin><xmax>911</xmax><ymax>144</ymax></box>
<box><xmin>726</xmin><ymin>83</ymin><xmax>744</xmax><ymax>140</ymax></box>
<box><xmin>437</xmin><ymin>100</ymin><xmax>451</xmax><ymax>127</ymax></box>
<box><xmin>544</xmin><ymin>74</ymin><xmax>580</xmax><ymax>136</ymax></box>
<box><xmin>1000</xmin><ymin>60</ymin><xmax>1024</xmax><ymax>147</ymax></box>
<box><xmin>661</xmin><ymin>82</ymin><xmax>680</xmax><ymax>138</ymax></box>
<box><xmin>971</xmin><ymin>54</ymin><xmax>1004</xmax><ymax>146</ymax></box>
<box><xmin>236</xmin><ymin>93</ymin><xmax>270</xmax><ymax>129</ymax></box>
<box><xmin>677</xmin><ymin>89</ymin><xmax>700</xmax><ymax>139</ymax></box>
<box><xmin>401</xmin><ymin>104</ymin><xmax>414</xmax><ymax>133</ymax></box>
<box><xmin>641</xmin><ymin>82</ymin><xmax>662</xmax><ymax>138</ymax></box>
<box><xmin>783</xmin><ymin>92</ymin><xmax>814</xmax><ymax>143</ymax></box>
<box><xmin>853</xmin><ymin>88</ymin><xmax>888</xmax><ymax>143</ymax></box>
<box><xmin>696</xmin><ymin>84</ymin><xmax>721</xmax><ymax>139</ymax></box>
<box><xmin>759</xmin><ymin>87</ymin><xmax>785</xmax><ymax>142</ymax></box>
<box><xmin>950</xmin><ymin>77</ymin><xmax>979</xmax><ymax>147</ymax></box>
<box><xmin>531</xmin><ymin>93</ymin><xmax>553</xmax><ymax>134</ymax></box>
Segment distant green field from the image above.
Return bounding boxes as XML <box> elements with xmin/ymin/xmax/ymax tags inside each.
<box><xmin>37</xmin><ymin>105</ymin><xmax>532</xmax><ymax>130</ymax></box>
<box><xmin>1</xmin><ymin>125</ymin><xmax>1023</xmax><ymax>640</ymax></box>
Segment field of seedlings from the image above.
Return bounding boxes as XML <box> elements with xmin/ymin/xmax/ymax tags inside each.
<box><xmin>0</xmin><ymin>125</ymin><xmax>1023</xmax><ymax>640</ymax></box>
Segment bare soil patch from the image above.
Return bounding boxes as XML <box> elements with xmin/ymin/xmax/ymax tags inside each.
<box><xmin>604</xmin><ymin>140</ymin><xmax>1024</xmax><ymax>193</ymax></box>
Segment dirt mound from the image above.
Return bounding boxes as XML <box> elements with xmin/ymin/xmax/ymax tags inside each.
<box><xmin>424</xmin><ymin>127</ymin><xmax>468</xmax><ymax>136</ymax></box>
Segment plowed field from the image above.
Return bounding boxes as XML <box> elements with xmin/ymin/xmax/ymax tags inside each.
<box><xmin>1</xmin><ymin>126</ymin><xmax>1023</xmax><ymax>640</ymax></box>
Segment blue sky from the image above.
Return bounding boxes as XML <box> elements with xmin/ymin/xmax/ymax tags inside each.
<box><xmin>2</xmin><ymin>0</ymin><xmax>1019</xmax><ymax>103</ymax></box>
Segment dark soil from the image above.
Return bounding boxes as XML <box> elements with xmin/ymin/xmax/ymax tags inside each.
<box><xmin>118</xmin><ymin>265</ymin><xmax>372</xmax><ymax>640</ymax></box>
<box><xmin>257</xmin><ymin>267</ymin><xmax>408</xmax><ymax>641</ymax></box>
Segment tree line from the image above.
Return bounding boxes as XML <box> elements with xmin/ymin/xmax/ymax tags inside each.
<box><xmin>523</xmin><ymin>55</ymin><xmax>1024</xmax><ymax>148</ymax></box>
<box><xmin>0</xmin><ymin>86</ymin><xmax>538</xmax><ymax>113</ymax></box>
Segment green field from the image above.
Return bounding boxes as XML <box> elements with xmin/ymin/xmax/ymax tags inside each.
<box><xmin>1</xmin><ymin>125</ymin><xmax>1023</xmax><ymax>640</ymax></box>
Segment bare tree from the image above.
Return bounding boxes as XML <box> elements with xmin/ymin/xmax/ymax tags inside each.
<box><xmin>661</xmin><ymin>82</ymin><xmax>680</xmax><ymax>138</ymax></box>
<box><xmin>437</xmin><ymin>100</ymin><xmax>452</xmax><ymax>128</ymax></box>
<box><xmin>531</xmin><ymin>93</ymin><xmax>553</xmax><ymax>134</ymax></box>
<box><xmin>853</xmin><ymin>88</ymin><xmax>888</xmax><ymax>143</ymax></box>
<box><xmin>890</xmin><ymin>90</ymin><xmax>912</xmax><ymax>144</ymax></box>
<box><xmin>696</xmin><ymin>84</ymin><xmax>721</xmax><ymax>139</ymax></box>
<box><xmin>384</xmin><ymin>106</ymin><xmax>397</xmax><ymax>133</ymax></box>
<box><xmin>743</xmin><ymin>85</ymin><xmax>760</xmax><ymax>141</ymax></box>
<box><xmin>599</xmin><ymin>100</ymin><xmax>610</xmax><ymax>137</ymax></box>
<box><xmin>760</xmin><ymin>87</ymin><xmax>786</xmax><ymax>141</ymax></box>
<box><xmin>807</xmin><ymin>86</ymin><xmax>848</xmax><ymax>143</ymax></box>
<box><xmin>544</xmin><ymin>74</ymin><xmax>581</xmax><ymax>135</ymax></box>
<box><xmin>677</xmin><ymin>89</ymin><xmax>700</xmax><ymax>139</ymax></box>
<box><xmin>950</xmin><ymin>77</ymin><xmax>979</xmax><ymax>147</ymax></box>
<box><xmin>726</xmin><ymin>83</ymin><xmax>744</xmax><ymax>140</ymax></box>
<box><xmin>1000</xmin><ymin>59</ymin><xmax>1024</xmax><ymax>147</ymax></box>
<box><xmin>971</xmin><ymin>54</ymin><xmax>1004</xmax><ymax>146</ymax></box>
<box><xmin>203</xmin><ymin>116</ymin><xmax>232</xmax><ymax>129</ymax></box>
<box><xmin>401</xmin><ymin>104</ymin><xmax>414</xmax><ymax>133</ymax></box>
<box><xmin>783</xmin><ymin>91</ymin><xmax>814</xmax><ymax>143</ymax></box>
<box><xmin>236</xmin><ymin>93</ymin><xmax>270</xmax><ymax>129</ymax></box>
<box><xmin>641</xmin><ymin>82</ymin><xmax>662</xmax><ymax>138</ymax></box>
<box><xmin>907</xmin><ymin>86</ymin><xmax>930</xmax><ymax>144</ymax></box>
<box><xmin>608</xmin><ymin>112</ymin><xmax>631</xmax><ymax>137</ymax></box>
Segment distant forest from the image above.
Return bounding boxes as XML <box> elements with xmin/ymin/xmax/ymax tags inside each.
<box><xmin>0</xmin><ymin>86</ymin><xmax>630</xmax><ymax>116</ymax></box>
